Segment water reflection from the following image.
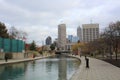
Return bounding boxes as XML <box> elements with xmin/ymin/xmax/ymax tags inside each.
<box><xmin>58</xmin><ymin>55</ymin><xmax>67</xmax><ymax>80</ymax></box>
<box><xmin>0</xmin><ymin>55</ymin><xmax>80</xmax><ymax>80</ymax></box>
<box><xmin>46</xmin><ymin>60</ymin><xmax>52</xmax><ymax>72</ymax></box>
<box><xmin>0</xmin><ymin>63</ymin><xmax>27</xmax><ymax>80</ymax></box>
<box><xmin>31</xmin><ymin>61</ymin><xmax>36</xmax><ymax>71</ymax></box>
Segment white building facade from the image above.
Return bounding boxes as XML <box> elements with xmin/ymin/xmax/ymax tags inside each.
<box><xmin>82</xmin><ymin>23</ymin><xmax>99</xmax><ymax>42</ymax></box>
<box><xmin>58</xmin><ymin>24</ymin><xmax>66</xmax><ymax>50</ymax></box>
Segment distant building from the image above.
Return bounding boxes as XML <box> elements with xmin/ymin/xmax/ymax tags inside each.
<box><xmin>66</xmin><ymin>35</ymin><xmax>79</xmax><ymax>50</ymax></box>
<box><xmin>45</xmin><ymin>36</ymin><xmax>52</xmax><ymax>45</ymax></box>
<box><xmin>68</xmin><ymin>35</ymin><xmax>73</xmax><ymax>43</ymax></box>
<box><xmin>77</xmin><ymin>26</ymin><xmax>82</xmax><ymax>41</ymax></box>
<box><xmin>58</xmin><ymin>24</ymin><xmax>66</xmax><ymax>50</ymax></box>
<box><xmin>82</xmin><ymin>23</ymin><xmax>99</xmax><ymax>42</ymax></box>
<box><xmin>68</xmin><ymin>35</ymin><xmax>79</xmax><ymax>43</ymax></box>
<box><xmin>72</xmin><ymin>36</ymin><xmax>79</xmax><ymax>43</ymax></box>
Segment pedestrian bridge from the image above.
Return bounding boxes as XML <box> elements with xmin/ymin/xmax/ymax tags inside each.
<box><xmin>55</xmin><ymin>50</ymin><xmax>71</xmax><ymax>54</ymax></box>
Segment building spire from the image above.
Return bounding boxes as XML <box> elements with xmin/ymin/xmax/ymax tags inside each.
<box><xmin>90</xmin><ymin>18</ymin><xmax>93</xmax><ymax>24</ymax></box>
<box><xmin>59</xmin><ymin>19</ymin><xmax>64</xmax><ymax>24</ymax></box>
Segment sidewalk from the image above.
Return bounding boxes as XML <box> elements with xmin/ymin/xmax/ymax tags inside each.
<box><xmin>70</xmin><ymin>56</ymin><xmax>120</xmax><ymax>80</ymax></box>
<box><xmin>0</xmin><ymin>56</ymin><xmax>50</xmax><ymax>65</ymax></box>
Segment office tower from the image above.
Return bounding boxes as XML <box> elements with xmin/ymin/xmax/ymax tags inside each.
<box><xmin>45</xmin><ymin>36</ymin><xmax>52</xmax><ymax>45</ymax></box>
<box><xmin>68</xmin><ymin>35</ymin><xmax>73</xmax><ymax>43</ymax></box>
<box><xmin>68</xmin><ymin>35</ymin><xmax>79</xmax><ymax>43</ymax></box>
<box><xmin>82</xmin><ymin>24</ymin><xmax>99</xmax><ymax>42</ymax></box>
<box><xmin>58</xmin><ymin>24</ymin><xmax>66</xmax><ymax>50</ymax></box>
<box><xmin>77</xmin><ymin>26</ymin><xmax>82</xmax><ymax>41</ymax></box>
<box><xmin>72</xmin><ymin>36</ymin><xmax>79</xmax><ymax>43</ymax></box>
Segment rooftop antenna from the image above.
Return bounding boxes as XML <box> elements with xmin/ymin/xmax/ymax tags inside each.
<box><xmin>90</xmin><ymin>18</ymin><xmax>93</xmax><ymax>24</ymax></box>
<box><xmin>59</xmin><ymin>19</ymin><xmax>64</xmax><ymax>24</ymax></box>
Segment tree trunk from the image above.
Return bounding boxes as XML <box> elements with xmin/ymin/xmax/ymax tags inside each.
<box><xmin>115</xmin><ymin>46</ymin><xmax>118</xmax><ymax>61</ymax></box>
<box><xmin>109</xmin><ymin>45</ymin><xmax>112</xmax><ymax>59</ymax></box>
<box><xmin>115</xmin><ymin>52</ymin><xmax>117</xmax><ymax>60</ymax></box>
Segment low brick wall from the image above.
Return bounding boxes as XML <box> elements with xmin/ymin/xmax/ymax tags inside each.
<box><xmin>0</xmin><ymin>53</ymin><xmax>24</xmax><ymax>59</ymax></box>
<box><xmin>0</xmin><ymin>53</ymin><xmax>5</xmax><ymax>59</ymax></box>
<box><xmin>12</xmin><ymin>53</ymin><xmax>24</xmax><ymax>59</ymax></box>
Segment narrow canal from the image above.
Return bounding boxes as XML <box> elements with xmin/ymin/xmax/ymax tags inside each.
<box><xmin>0</xmin><ymin>55</ymin><xmax>80</xmax><ymax>80</ymax></box>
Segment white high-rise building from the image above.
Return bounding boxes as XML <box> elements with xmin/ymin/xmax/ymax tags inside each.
<box><xmin>82</xmin><ymin>24</ymin><xmax>99</xmax><ymax>42</ymax></box>
<box><xmin>58</xmin><ymin>24</ymin><xmax>66</xmax><ymax>50</ymax></box>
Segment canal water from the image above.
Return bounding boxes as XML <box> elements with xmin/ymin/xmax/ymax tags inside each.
<box><xmin>0</xmin><ymin>55</ymin><xmax>80</xmax><ymax>80</ymax></box>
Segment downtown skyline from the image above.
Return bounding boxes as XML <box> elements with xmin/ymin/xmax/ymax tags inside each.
<box><xmin>0</xmin><ymin>0</ymin><xmax>120</xmax><ymax>45</ymax></box>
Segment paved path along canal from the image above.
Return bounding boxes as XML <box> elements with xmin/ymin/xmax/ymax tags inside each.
<box><xmin>0</xmin><ymin>56</ymin><xmax>49</xmax><ymax>65</ymax></box>
<box><xmin>70</xmin><ymin>56</ymin><xmax>120</xmax><ymax>80</ymax></box>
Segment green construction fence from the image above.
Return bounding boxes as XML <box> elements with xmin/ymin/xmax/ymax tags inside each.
<box><xmin>0</xmin><ymin>37</ymin><xmax>25</xmax><ymax>53</ymax></box>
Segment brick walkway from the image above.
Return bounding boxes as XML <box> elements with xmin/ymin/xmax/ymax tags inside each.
<box><xmin>70</xmin><ymin>56</ymin><xmax>120</xmax><ymax>80</ymax></box>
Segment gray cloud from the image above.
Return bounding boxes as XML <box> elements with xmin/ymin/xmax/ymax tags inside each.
<box><xmin>0</xmin><ymin>0</ymin><xmax>120</xmax><ymax>45</ymax></box>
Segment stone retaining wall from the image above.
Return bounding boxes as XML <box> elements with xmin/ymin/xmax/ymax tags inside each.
<box><xmin>0</xmin><ymin>53</ymin><xmax>24</xmax><ymax>59</ymax></box>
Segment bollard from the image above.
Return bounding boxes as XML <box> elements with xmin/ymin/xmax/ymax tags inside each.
<box><xmin>86</xmin><ymin>58</ymin><xmax>89</xmax><ymax>68</ymax></box>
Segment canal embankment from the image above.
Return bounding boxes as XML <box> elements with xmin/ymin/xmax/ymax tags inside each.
<box><xmin>0</xmin><ymin>55</ymin><xmax>54</xmax><ymax>65</ymax></box>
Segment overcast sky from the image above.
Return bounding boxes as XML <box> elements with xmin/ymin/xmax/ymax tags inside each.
<box><xmin>0</xmin><ymin>0</ymin><xmax>120</xmax><ymax>45</ymax></box>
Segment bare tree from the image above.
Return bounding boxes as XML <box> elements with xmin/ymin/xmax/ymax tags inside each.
<box><xmin>9</xmin><ymin>26</ymin><xmax>27</xmax><ymax>41</ymax></box>
<box><xmin>112</xmin><ymin>21</ymin><xmax>120</xmax><ymax>60</ymax></box>
<box><xmin>18</xmin><ymin>30</ymin><xmax>27</xmax><ymax>41</ymax></box>
<box><xmin>102</xmin><ymin>23</ymin><xmax>115</xmax><ymax>59</ymax></box>
<box><xmin>9</xmin><ymin>26</ymin><xmax>19</xmax><ymax>39</ymax></box>
<box><xmin>102</xmin><ymin>21</ymin><xmax>120</xmax><ymax>60</ymax></box>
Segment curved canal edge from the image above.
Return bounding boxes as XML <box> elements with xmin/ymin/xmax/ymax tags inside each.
<box><xmin>69</xmin><ymin>55</ymin><xmax>83</xmax><ymax>80</ymax></box>
<box><xmin>0</xmin><ymin>54</ymin><xmax>81</xmax><ymax>80</ymax></box>
<box><xmin>0</xmin><ymin>55</ymin><xmax>54</xmax><ymax>65</ymax></box>
<box><xmin>70</xmin><ymin>56</ymin><xmax>120</xmax><ymax>80</ymax></box>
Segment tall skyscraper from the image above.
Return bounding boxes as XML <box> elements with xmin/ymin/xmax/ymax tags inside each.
<box><xmin>45</xmin><ymin>36</ymin><xmax>52</xmax><ymax>45</ymax></box>
<box><xmin>82</xmin><ymin>23</ymin><xmax>99</xmax><ymax>42</ymax></box>
<box><xmin>77</xmin><ymin>26</ymin><xmax>82</xmax><ymax>41</ymax></box>
<box><xmin>58</xmin><ymin>24</ymin><xmax>66</xmax><ymax>50</ymax></box>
